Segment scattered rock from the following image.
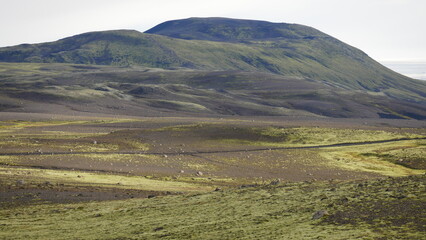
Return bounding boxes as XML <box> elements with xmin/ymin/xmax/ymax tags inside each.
<box><xmin>312</xmin><ymin>210</ymin><xmax>329</xmax><ymax>220</ymax></box>
<box><xmin>214</xmin><ymin>187</ymin><xmax>222</xmax><ymax>192</ymax></box>
<box><xmin>391</xmin><ymin>194</ymin><xmax>407</xmax><ymax>199</ymax></box>
<box><xmin>196</xmin><ymin>171</ymin><xmax>203</xmax><ymax>176</ymax></box>
<box><xmin>163</xmin><ymin>154</ymin><xmax>168</xmax><ymax>158</ymax></box>
<box><xmin>270</xmin><ymin>179</ymin><xmax>281</xmax><ymax>185</ymax></box>
<box><xmin>179</xmin><ymin>170</ymin><xmax>185</xmax><ymax>173</ymax></box>
<box><xmin>154</xmin><ymin>226</ymin><xmax>164</xmax><ymax>231</ymax></box>
<box><xmin>16</xmin><ymin>179</ymin><xmax>25</xmax><ymax>185</ymax></box>
<box><xmin>94</xmin><ymin>213</ymin><xmax>102</xmax><ymax>217</ymax></box>
<box><xmin>93</xmin><ymin>140</ymin><xmax>97</xmax><ymax>144</ymax></box>
<box><xmin>239</xmin><ymin>184</ymin><xmax>258</xmax><ymax>189</ymax></box>
<box><xmin>147</xmin><ymin>195</ymin><xmax>156</xmax><ymax>199</ymax></box>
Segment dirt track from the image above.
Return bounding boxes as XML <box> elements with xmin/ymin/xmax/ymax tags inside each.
<box><xmin>1</xmin><ymin>137</ymin><xmax>424</xmax><ymax>157</ymax></box>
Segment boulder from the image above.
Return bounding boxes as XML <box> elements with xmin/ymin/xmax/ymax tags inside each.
<box><xmin>270</xmin><ymin>179</ymin><xmax>281</xmax><ymax>185</ymax></box>
<box><xmin>312</xmin><ymin>210</ymin><xmax>329</xmax><ymax>220</ymax></box>
<box><xmin>16</xmin><ymin>179</ymin><xmax>25</xmax><ymax>185</ymax></box>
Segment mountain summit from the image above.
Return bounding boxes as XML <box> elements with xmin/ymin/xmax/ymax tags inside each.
<box><xmin>0</xmin><ymin>17</ymin><xmax>425</xmax><ymax>119</ymax></box>
<box><xmin>145</xmin><ymin>17</ymin><xmax>326</xmax><ymax>42</ymax></box>
<box><xmin>1</xmin><ymin>18</ymin><xmax>423</xmax><ymax>95</ymax></box>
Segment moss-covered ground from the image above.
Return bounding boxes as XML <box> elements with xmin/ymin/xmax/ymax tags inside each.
<box><xmin>0</xmin><ymin>119</ymin><xmax>424</xmax><ymax>239</ymax></box>
<box><xmin>0</xmin><ymin>175</ymin><xmax>424</xmax><ymax>239</ymax></box>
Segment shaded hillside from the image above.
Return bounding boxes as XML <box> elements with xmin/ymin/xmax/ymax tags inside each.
<box><xmin>1</xmin><ymin>63</ymin><xmax>425</xmax><ymax>119</ymax></box>
<box><xmin>0</xmin><ymin>18</ymin><xmax>425</xmax><ymax>103</ymax></box>
<box><xmin>144</xmin><ymin>17</ymin><xmax>326</xmax><ymax>42</ymax></box>
<box><xmin>146</xmin><ymin>17</ymin><xmax>426</xmax><ymax>101</ymax></box>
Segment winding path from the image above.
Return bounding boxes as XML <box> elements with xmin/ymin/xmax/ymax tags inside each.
<box><xmin>0</xmin><ymin>137</ymin><xmax>424</xmax><ymax>157</ymax></box>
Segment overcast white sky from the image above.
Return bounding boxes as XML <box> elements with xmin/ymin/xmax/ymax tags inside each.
<box><xmin>1</xmin><ymin>0</ymin><xmax>425</xmax><ymax>61</ymax></box>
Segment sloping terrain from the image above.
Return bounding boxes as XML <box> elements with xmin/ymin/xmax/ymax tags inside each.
<box><xmin>0</xmin><ymin>113</ymin><xmax>424</xmax><ymax>240</ymax></box>
<box><xmin>1</xmin><ymin>62</ymin><xmax>426</xmax><ymax>119</ymax></box>
<box><xmin>1</xmin><ymin>17</ymin><xmax>425</xmax><ymax>240</ymax></box>
<box><xmin>1</xmin><ymin>174</ymin><xmax>424</xmax><ymax>240</ymax></box>
<box><xmin>0</xmin><ymin>18</ymin><xmax>425</xmax><ymax>106</ymax></box>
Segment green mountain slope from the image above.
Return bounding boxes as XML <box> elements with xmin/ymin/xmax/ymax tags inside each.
<box><xmin>144</xmin><ymin>17</ymin><xmax>326</xmax><ymax>42</ymax></box>
<box><xmin>146</xmin><ymin>17</ymin><xmax>426</xmax><ymax>100</ymax></box>
<box><xmin>0</xmin><ymin>18</ymin><xmax>425</xmax><ymax>118</ymax></box>
<box><xmin>1</xmin><ymin>62</ymin><xmax>425</xmax><ymax>119</ymax></box>
<box><xmin>0</xmin><ymin>18</ymin><xmax>425</xmax><ymax>100</ymax></box>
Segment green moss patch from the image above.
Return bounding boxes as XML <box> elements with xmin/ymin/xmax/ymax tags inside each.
<box><xmin>0</xmin><ymin>175</ymin><xmax>424</xmax><ymax>239</ymax></box>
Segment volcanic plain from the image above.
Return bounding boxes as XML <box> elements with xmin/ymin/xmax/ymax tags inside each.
<box><xmin>1</xmin><ymin>17</ymin><xmax>426</xmax><ymax>239</ymax></box>
<box><xmin>0</xmin><ymin>113</ymin><xmax>425</xmax><ymax>239</ymax></box>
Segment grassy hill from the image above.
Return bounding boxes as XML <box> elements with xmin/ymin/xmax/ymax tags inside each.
<box><xmin>0</xmin><ymin>18</ymin><xmax>425</xmax><ymax>99</ymax></box>
<box><xmin>1</xmin><ymin>17</ymin><xmax>425</xmax><ymax>240</ymax></box>
<box><xmin>0</xmin><ymin>18</ymin><xmax>425</xmax><ymax>118</ymax></box>
<box><xmin>144</xmin><ymin>17</ymin><xmax>327</xmax><ymax>42</ymax></box>
<box><xmin>1</xmin><ymin>62</ymin><xmax>425</xmax><ymax>119</ymax></box>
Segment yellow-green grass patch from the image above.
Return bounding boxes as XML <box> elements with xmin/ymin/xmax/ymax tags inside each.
<box><xmin>0</xmin><ymin>175</ymin><xmax>423</xmax><ymax>239</ymax></box>
<box><xmin>0</xmin><ymin>119</ymin><xmax>138</xmax><ymax>130</ymax></box>
<box><xmin>0</xmin><ymin>166</ymin><xmax>213</xmax><ymax>192</ymax></box>
<box><xmin>241</xmin><ymin>127</ymin><xmax>421</xmax><ymax>147</ymax></box>
<box><xmin>319</xmin><ymin>141</ymin><xmax>425</xmax><ymax>177</ymax></box>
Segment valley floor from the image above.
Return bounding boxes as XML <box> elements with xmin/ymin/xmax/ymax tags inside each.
<box><xmin>0</xmin><ymin>113</ymin><xmax>424</xmax><ymax>239</ymax></box>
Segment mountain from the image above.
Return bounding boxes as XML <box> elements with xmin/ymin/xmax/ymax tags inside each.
<box><xmin>0</xmin><ymin>18</ymin><xmax>425</xmax><ymax>119</ymax></box>
<box><xmin>144</xmin><ymin>17</ymin><xmax>326</xmax><ymax>42</ymax></box>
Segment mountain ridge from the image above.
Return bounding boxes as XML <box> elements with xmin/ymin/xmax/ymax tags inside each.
<box><xmin>145</xmin><ymin>17</ymin><xmax>328</xmax><ymax>42</ymax></box>
<box><xmin>0</xmin><ymin>20</ymin><xmax>423</xmax><ymax>94</ymax></box>
<box><xmin>0</xmin><ymin>17</ymin><xmax>425</xmax><ymax>119</ymax></box>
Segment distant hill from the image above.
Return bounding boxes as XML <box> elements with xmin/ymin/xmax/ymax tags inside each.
<box><xmin>0</xmin><ymin>18</ymin><xmax>425</xmax><ymax>119</ymax></box>
<box><xmin>0</xmin><ymin>62</ymin><xmax>425</xmax><ymax>119</ymax></box>
<box><xmin>144</xmin><ymin>17</ymin><xmax>326</xmax><ymax>42</ymax></box>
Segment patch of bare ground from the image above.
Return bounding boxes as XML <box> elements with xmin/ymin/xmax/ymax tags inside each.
<box><xmin>0</xmin><ymin>184</ymin><xmax>171</xmax><ymax>208</ymax></box>
<box><xmin>322</xmin><ymin>175</ymin><xmax>426</xmax><ymax>236</ymax></box>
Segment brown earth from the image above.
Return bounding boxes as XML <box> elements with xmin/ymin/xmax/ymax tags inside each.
<box><xmin>0</xmin><ymin>113</ymin><xmax>424</xmax><ymax>206</ymax></box>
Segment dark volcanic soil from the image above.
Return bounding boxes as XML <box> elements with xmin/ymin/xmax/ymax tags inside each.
<box><xmin>0</xmin><ymin>183</ymin><xmax>172</xmax><ymax>208</ymax></box>
<box><xmin>0</xmin><ymin>113</ymin><xmax>424</xmax><ymax>206</ymax></box>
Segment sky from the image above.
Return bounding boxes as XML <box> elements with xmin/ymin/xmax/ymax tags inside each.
<box><xmin>0</xmin><ymin>0</ymin><xmax>425</xmax><ymax>62</ymax></box>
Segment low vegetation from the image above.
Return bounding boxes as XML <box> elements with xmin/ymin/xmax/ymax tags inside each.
<box><xmin>0</xmin><ymin>166</ymin><xmax>213</xmax><ymax>193</ymax></box>
<box><xmin>0</xmin><ymin>118</ymin><xmax>424</xmax><ymax>239</ymax></box>
<box><xmin>0</xmin><ymin>175</ymin><xmax>423</xmax><ymax>239</ymax></box>
<box><xmin>1</xmin><ymin>62</ymin><xmax>425</xmax><ymax>119</ymax></box>
<box><xmin>0</xmin><ymin>17</ymin><xmax>425</xmax><ymax>239</ymax></box>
